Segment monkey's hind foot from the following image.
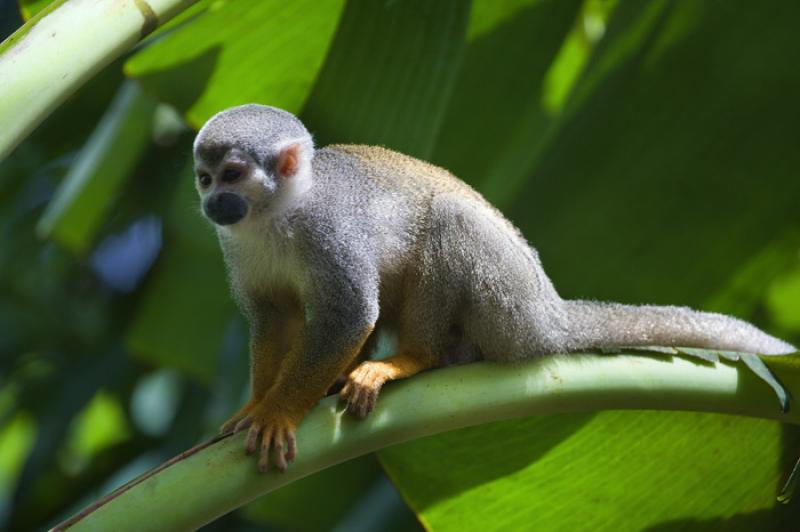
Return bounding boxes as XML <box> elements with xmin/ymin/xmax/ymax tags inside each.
<box><xmin>340</xmin><ymin>362</ymin><xmax>388</xmax><ymax>418</ymax></box>
<box><xmin>340</xmin><ymin>353</ymin><xmax>434</xmax><ymax>418</ymax></box>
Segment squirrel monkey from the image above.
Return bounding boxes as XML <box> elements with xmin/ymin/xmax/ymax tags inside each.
<box><xmin>193</xmin><ymin>104</ymin><xmax>795</xmax><ymax>472</ymax></box>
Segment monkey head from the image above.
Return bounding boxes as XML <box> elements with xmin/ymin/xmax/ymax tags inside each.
<box><xmin>192</xmin><ymin>104</ymin><xmax>314</xmax><ymax>227</ymax></box>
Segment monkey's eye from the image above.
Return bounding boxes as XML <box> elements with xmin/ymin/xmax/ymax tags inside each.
<box><xmin>198</xmin><ymin>173</ymin><xmax>212</xmax><ymax>188</ymax></box>
<box><xmin>222</xmin><ymin>168</ymin><xmax>242</xmax><ymax>183</ymax></box>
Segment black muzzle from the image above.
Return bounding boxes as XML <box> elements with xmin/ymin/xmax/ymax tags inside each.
<box><xmin>204</xmin><ymin>192</ymin><xmax>248</xmax><ymax>226</ymax></box>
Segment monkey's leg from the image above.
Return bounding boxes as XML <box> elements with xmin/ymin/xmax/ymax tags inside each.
<box><xmin>233</xmin><ymin>244</ymin><xmax>380</xmax><ymax>472</ymax></box>
<box><xmin>220</xmin><ymin>334</ymin><xmax>285</xmax><ymax>434</ymax></box>
<box><xmin>240</xmin><ymin>325</ymin><xmax>374</xmax><ymax>472</ymax></box>
<box><xmin>340</xmin><ymin>352</ymin><xmax>437</xmax><ymax>418</ymax></box>
<box><xmin>221</xmin><ymin>304</ymin><xmax>302</xmax><ymax>434</ymax></box>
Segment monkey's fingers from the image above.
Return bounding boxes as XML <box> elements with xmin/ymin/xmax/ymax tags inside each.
<box><xmin>364</xmin><ymin>388</ymin><xmax>378</xmax><ymax>417</ymax></box>
<box><xmin>272</xmin><ymin>429</ymin><xmax>288</xmax><ymax>472</ymax></box>
<box><xmin>352</xmin><ymin>386</ymin><xmax>368</xmax><ymax>418</ymax></box>
<box><xmin>245</xmin><ymin>423</ymin><xmax>261</xmax><ymax>455</ymax></box>
<box><xmin>274</xmin><ymin>427</ymin><xmax>299</xmax><ymax>472</ymax></box>
<box><xmin>234</xmin><ymin>415</ymin><xmax>253</xmax><ymax>434</ymax></box>
<box><xmin>347</xmin><ymin>381</ymin><xmax>377</xmax><ymax>418</ymax></box>
<box><xmin>258</xmin><ymin>427</ymin><xmax>274</xmax><ymax>473</ymax></box>
<box><xmin>223</xmin><ymin>414</ymin><xmax>251</xmax><ymax>434</ymax></box>
<box><xmin>342</xmin><ymin>365</ymin><xmax>384</xmax><ymax>418</ymax></box>
<box><xmin>220</xmin><ymin>402</ymin><xmax>256</xmax><ymax>434</ymax></box>
<box><xmin>220</xmin><ymin>418</ymin><xmax>238</xmax><ymax>434</ymax></box>
<box><xmin>357</xmin><ymin>389</ymin><xmax>376</xmax><ymax>418</ymax></box>
<box><xmin>286</xmin><ymin>432</ymin><xmax>297</xmax><ymax>462</ymax></box>
<box><xmin>250</xmin><ymin>426</ymin><xmax>297</xmax><ymax>472</ymax></box>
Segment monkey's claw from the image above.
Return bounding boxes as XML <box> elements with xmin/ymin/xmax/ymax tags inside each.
<box><xmin>239</xmin><ymin>406</ymin><xmax>298</xmax><ymax>473</ymax></box>
<box><xmin>340</xmin><ymin>362</ymin><xmax>387</xmax><ymax>418</ymax></box>
<box><xmin>219</xmin><ymin>401</ymin><xmax>257</xmax><ymax>434</ymax></box>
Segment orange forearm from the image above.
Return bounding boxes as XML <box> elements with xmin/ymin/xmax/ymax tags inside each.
<box><xmin>261</xmin><ymin>327</ymin><xmax>374</xmax><ymax>418</ymax></box>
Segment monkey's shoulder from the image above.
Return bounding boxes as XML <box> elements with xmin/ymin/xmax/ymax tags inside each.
<box><xmin>315</xmin><ymin>144</ymin><xmax>482</xmax><ymax>201</ymax></box>
<box><xmin>322</xmin><ymin>144</ymin><xmax>449</xmax><ymax>177</ymax></box>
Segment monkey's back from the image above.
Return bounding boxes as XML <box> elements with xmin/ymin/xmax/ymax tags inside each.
<box><xmin>323</xmin><ymin>144</ymin><xmax>525</xmax><ymax>239</ymax></box>
<box><xmin>329</xmin><ymin>145</ymin><xmax>481</xmax><ymax>201</ymax></box>
<box><xmin>310</xmin><ymin>144</ymin><xmax>569</xmax><ymax>361</ymax></box>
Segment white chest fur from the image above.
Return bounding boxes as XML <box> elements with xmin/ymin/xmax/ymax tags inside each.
<box><xmin>218</xmin><ymin>221</ymin><xmax>303</xmax><ymax>297</ymax></box>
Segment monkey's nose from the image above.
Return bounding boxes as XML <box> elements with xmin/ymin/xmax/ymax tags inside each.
<box><xmin>204</xmin><ymin>192</ymin><xmax>248</xmax><ymax>225</ymax></box>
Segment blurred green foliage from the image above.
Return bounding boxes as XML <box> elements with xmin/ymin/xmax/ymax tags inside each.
<box><xmin>2</xmin><ymin>0</ymin><xmax>800</xmax><ymax>530</ymax></box>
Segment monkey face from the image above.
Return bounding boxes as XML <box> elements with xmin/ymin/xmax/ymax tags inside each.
<box><xmin>194</xmin><ymin>148</ymin><xmax>283</xmax><ymax>227</ymax></box>
<box><xmin>194</xmin><ymin>143</ymin><xmax>310</xmax><ymax>227</ymax></box>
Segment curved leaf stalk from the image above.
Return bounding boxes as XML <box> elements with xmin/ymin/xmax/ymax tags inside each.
<box><xmin>55</xmin><ymin>352</ymin><xmax>800</xmax><ymax>531</ymax></box>
<box><xmin>0</xmin><ymin>0</ymin><xmax>198</xmax><ymax>161</ymax></box>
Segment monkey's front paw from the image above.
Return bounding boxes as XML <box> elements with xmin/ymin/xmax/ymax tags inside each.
<box><xmin>340</xmin><ymin>362</ymin><xmax>387</xmax><ymax>419</ymax></box>
<box><xmin>238</xmin><ymin>406</ymin><xmax>298</xmax><ymax>473</ymax></box>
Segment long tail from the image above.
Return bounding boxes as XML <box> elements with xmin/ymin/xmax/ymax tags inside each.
<box><xmin>563</xmin><ymin>300</ymin><xmax>795</xmax><ymax>355</ymax></box>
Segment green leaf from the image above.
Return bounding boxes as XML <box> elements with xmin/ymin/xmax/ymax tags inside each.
<box><xmin>767</xmin><ymin>266</ymin><xmax>800</xmax><ymax>334</ymax></box>
<box><xmin>778</xmin><ymin>455</ymin><xmax>800</xmax><ymax>504</ymax></box>
<box><xmin>65</xmin><ymin>391</ymin><xmax>130</xmax><ymax>464</ymax></box>
<box><xmin>36</xmin><ymin>81</ymin><xmax>156</xmax><ymax>254</ymax></box>
<box><xmin>381</xmin><ymin>412</ymin><xmax>799</xmax><ymax>531</ymax></box>
<box><xmin>240</xmin><ymin>456</ymin><xmax>379</xmax><ymax>531</ymax></box>
<box><xmin>301</xmin><ymin>0</ymin><xmax>471</xmax><ymax>158</ymax></box>
<box><xmin>125</xmin><ymin>160</ymin><xmax>234</xmax><ymax>382</ymax></box>
<box><xmin>17</xmin><ymin>0</ymin><xmax>53</xmax><ymax>21</ymax></box>
<box><xmin>0</xmin><ymin>414</ymin><xmax>36</xmax><ymax>495</ymax></box>
<box><xmin>740</xmin><ymin>354</ymin><xmax>790</xmax><ymax>413</ymax></box>
<box><xmin>431</xmin><ymin>0</ymin><xmax>583</xmax><ymax>188</ymax></box>
<box><xmin>0</xmin><ymin>0</ymin><xmax>197</xmax><ymax>160</ymax></box>
<box><xmin>506</xmin><ymin>1</ymin><xmax>800</xmax><ymax>305</ymax></box>
<box><xmin>608</xmin><ymin>346</ymin><xmax>791</xmax><ymax>413</ymax></box>
<box><xmin>705</xmin><ymin>229</ymin><xmax>800</xmax><ymax>320</ymax></box>
<box><xmin>125</xmin><ymin>0</ymin><xmax>346</xmax><ymax>128</ymax></box>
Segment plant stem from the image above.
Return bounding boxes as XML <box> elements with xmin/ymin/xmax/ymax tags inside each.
<box><xmin>54</xmin><ymin>352</ymin><xmax>800</xmax><ymax>531</ymax></box>
<box><xmin>0</xmin><ymin>0</ymin><xmax>198</xmax><ymax>161</ymax></box>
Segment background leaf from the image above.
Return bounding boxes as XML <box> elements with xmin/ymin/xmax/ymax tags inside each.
<box><xmin>17</xmin><ymin>0</ymin><xmax>54</xmax><ymax>21</ymax></box>
<box><xmin>240</xmin><ymin>456</ymin><xmax>379</xmax><ymax>531</ymax></box>
<box><xmin>506</xmin><ymin>0</ymin><xmax>800</xmax><ymax>304</ymax></box>
<box><xmin>125</xmin><ymin>0</ymin><xmax>346</xmax><ymax>128</ymax></box>
<box><xmin>36</xmin><ymin>81</ymin><xmax>156</xmax><ymax>254</ymax></box>
<box><xmin>124</xmin><ymin>160</ymin><xmax>234</xmax><ymax>383</ymax></box>
<box><xmin>301</xmin><ymin>0</ymin><xmax>471</xmax><ymax>158</ymax></box>
<box><xmin>381</xmin><ymin>412</ymin><xmax>800</xmax><ymax>531</ymax></box>
<box><xmin>432</xmin><ymin>0</ymin><xmax>584</xmax><ymax>189</ymax></box>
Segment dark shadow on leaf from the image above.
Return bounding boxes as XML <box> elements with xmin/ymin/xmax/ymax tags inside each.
<box><xmin>431</xmin><ymin>0</ymin><xmax>583</xmax><ymax>187</ymax></box>
<box><xmin>133</xmin><ymin>46</ymin><xmax>221</xmax><ymax>116</ymax></box>
<box><xmin>645</xmin><ymin>503</ymin><xmax>800</xmax><ymax>532</ymax></box>
<box><xmin>380</xmin><ymin>412</ymin><xmax>594</xmax><ymax>511</ymax></box>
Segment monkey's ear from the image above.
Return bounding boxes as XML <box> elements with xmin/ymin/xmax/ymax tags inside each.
<box><xmin>277</xmin><ymin>143</ymin><xmax>301</xmax><ymax>178</ymax></box>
